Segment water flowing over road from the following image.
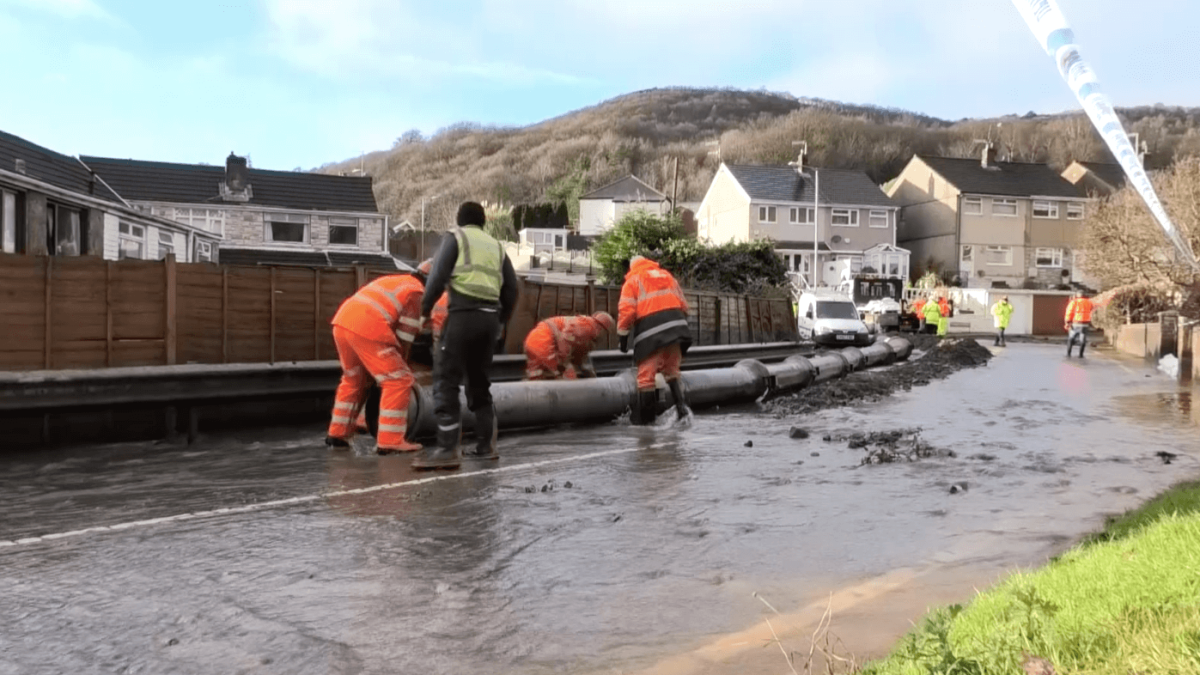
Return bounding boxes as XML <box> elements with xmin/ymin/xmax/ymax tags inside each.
<box><xmin>1</xmin><ymin>343</ymin><xmax>1197</xmax><ymax>674</ymax></box>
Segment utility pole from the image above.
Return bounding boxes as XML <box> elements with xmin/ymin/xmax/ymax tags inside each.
<box><xmin>420</xmin><ymin>194</ymin><xmax>440</xmax><ymax>262</ymax></box>
<box><xmin>671</xmin><ymin>156</ymin><xmax>679</xmax><ymax>213</ymax></box>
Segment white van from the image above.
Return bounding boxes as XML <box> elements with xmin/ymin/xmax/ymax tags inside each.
<box><xmin>796</xmin><ymin>291</ymin><xmax>872</xmax><ymax>347</ymax></box>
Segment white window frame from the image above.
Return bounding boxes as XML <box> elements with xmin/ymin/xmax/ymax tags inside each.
<box><xmin>868</xmin><ymin>210</ymin><xmax>889</xmax><ymax>228</ymax></box>
<box><xmin>195</xmin><ymin>239</ymin><xmax>215</xmax><ymax>263</ymax></box>
<box><xmin>961</xmin><ymin>245</ymin><xmax>973</xmax><ymax>262</ymax></box>
<box><xmin>156</xmin><ymin>229</ymin><xmax>176</xmax><ymax>260</ymax></box>
<box><xmin>1035</xmin><ymin>247</ymin><xmax>1064</xmax><ymax>267</ymax></box>
<box><xmin>984</xmin><ymin>245</ymin><xmax>1013</xmax><ymax>266</ymax></box>
<box><xmin>1066</xmin><ymin>202</ymin><xmax>1085</xmax><ymax>220</ymax></box>
<box><xmin>174</xmin><ymin>208</ymin><xmax>225</xmax><ymax>236</ymax></box>
<box><xmin>992</xmin><ymin>198</ymin><xmax>1018</xmax><ymax>217</ymax></box>
<box><xmin>1</xmin><ymin>190</ymin><xmax>15</xmax><ymax>254</ymax></box>
<box><xmin>327</xmin><ymin>217</ymin><xmax>359</xmax><ymax>247</ymax></box>
<box><xmin>962</xmin><ymin>197</ymin><xmax>983</xmax><ymax>215</ymax></box>
<box><xmin>265</xmin><ymin>213</ymin><xmax>311</xmax><ymax>244</ymax></box>
<box><xmin>1032</xmin><ymin>200</ymin><xmax>1059</xmax><ymax>219</ymax></box>
<box><xmin>757</xmin><ymin>205</ymin><xmax>776</xmax><ymax>223</ymax></box>
<box><xmin>789</xmin><ymin>207</ymin><xmax>814</xmax><ymax>224</ymax></box>
<box><xmin>835</xmin><ymin>254</ymin><xmax>864</xmax><ymax>274</ymax></box>
<box><xmin>118</xmin><ymin>221</ymin><xmax>146</xmax><ymax>260</ymax></box>
<box><xmin>831</xmin><ymin>208</ymin><xmax>859</xmax><ymax>227</ymax></box>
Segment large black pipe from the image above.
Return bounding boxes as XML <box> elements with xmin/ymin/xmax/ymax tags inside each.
<box><xmin>405</xmin><ymin>337</ymin><xmax>914</xmax><ymax>440</ymax></box>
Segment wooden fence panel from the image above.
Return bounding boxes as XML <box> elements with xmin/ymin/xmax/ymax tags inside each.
<box><xmin>319</xmin><ymin>270</ymin><xmax>357</xmax><ymax>359</ymax></box>
<box><xmin>0</xmin><ymin>256</ymin><xmax>48</xmax><ymax>370</ymax></box>
<box><xmin>274</xmin><ymin>268</ymin><xmax>318</xmax><ymax>363</ymax></box>
<box><xmin>176</xmin><ymin>264</ymin><xmax>224</xmax><ymax>364</ymax></box>
<box><xmin>226</xmin><ymin>267</ymin><xmax>272</xmax><ymax>364</ymax></box>
<box><xmin>44</xmin><ymin>258</ymin><xmax>106</xmax><ymax>369</ymax></box>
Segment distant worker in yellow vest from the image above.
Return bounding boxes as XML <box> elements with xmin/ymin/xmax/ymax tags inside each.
<box><xmin>990</xmin><ymin>296</ymin><xmax>1014</xmax><ymax>347</ymax></box>
<box><xmin>414</xmin><ymin>202</ymin><xmax>519</xmax><ymax>470</ymax></box>
<box><xmin>921</xmin><ymin>296</ymin><xmax>942</xmax><ymax>337</ymax></box>
<box><xmin>1064</xmin><ymin>290</ymin><xmax>1095</xmax><ymax>358</ymax></box>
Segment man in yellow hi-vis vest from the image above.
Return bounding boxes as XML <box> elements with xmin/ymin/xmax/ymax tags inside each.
<box><xmin>414</xmin><ymin>202</ymin><xmax>519</xmax><ymax>470</ymax></box>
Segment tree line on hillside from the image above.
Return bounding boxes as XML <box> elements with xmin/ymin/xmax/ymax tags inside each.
<box><xmin>318</xmin><ymin>88</ymin><xmax>1200</xmax><ymax>234</ymax></box>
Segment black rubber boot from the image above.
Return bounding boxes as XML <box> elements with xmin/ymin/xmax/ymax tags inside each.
<box><xmin>324</xmin><ymin>436</ymin><xmax>350</xmax><ymax>449</ymax></box>
<box><xmin>630</xmin><ymin>390</ymin><xmax>657</xmax><ymax>426</ymax></box>
<box><xmin>466</xmin><ymin>405</ymin><xmax>499</xmax><ymax>460</ymax></box>
<box><xmin>667</xmin><ymin>379</ymin><xmax>692</xmax><ymax>420</ymax></box>
<box><xmin>412</xmin><ymin>424</ymin><xmax>462</xmax><ymax>470</ymax></box>
<box><xmin>1078</xmin><ymin>341</ymin><xmax>1086</xmax><ymax>358</ymax></box>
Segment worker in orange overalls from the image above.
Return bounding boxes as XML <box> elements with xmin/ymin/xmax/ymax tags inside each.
<box><xmin>911</xmin><ymin>296</ymin><xmax>928</xmax><ymax>333</ymax></box>
<box><xmin>1065</xmin><ymin>290</ymin><xmax>1095</xmax><ymax>358</ymax></box>
<box><xmin>618</xmin><ymin>255</ymin><xmax>692</xmax><ymax>425</ymax></box>
<box><xmin>325</xmin><ymin>269</ymin><xmax>427</xmax><ymax>455</ymax></box>
<box><xmin>524</xmin><ymin>312</ymin><xmax>615</xmax><ymax>380</ymax></box>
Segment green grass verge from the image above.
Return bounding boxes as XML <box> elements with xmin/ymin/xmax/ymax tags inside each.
<box><xmin>861</xmin><ymin>482</ymin><xmax>1200</xmax><ymax>675</ymax></box>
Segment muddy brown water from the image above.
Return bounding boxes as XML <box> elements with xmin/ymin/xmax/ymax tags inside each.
<box><xmin>1</xmin><ymin>344</ymin><xmax>1197</xmax><ymax>674</ymax></box>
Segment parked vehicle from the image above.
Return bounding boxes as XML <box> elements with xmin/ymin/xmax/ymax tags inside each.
<box><xmin>846</xmin><ymin>276</ymin><xmax>904</xmax><ymax>334</ymax></box>
<box><xmin>796</xmin><ymin>291</ymin><xmax>872</xmax><ymax>347</ymax></box>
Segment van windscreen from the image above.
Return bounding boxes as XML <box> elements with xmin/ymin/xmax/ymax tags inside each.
<box><xmin>815</xmin><ymin>301</ymin><xmax>858</xmax><ymax>320</ymax></box>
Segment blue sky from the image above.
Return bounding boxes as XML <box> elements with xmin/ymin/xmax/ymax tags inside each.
<box><xmin>1</xmin><ymin>0</ymin><xmax>1196</xmax><ymax>171</ymax></box>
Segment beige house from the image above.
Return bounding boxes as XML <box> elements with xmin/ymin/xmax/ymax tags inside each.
<box><xmin>888</xmin><ymin>147</ymin><xmax>1091</xmax><ymax>288</ymax></box>
<box><xmin>578</xmin><ymin>175</ymin><xmax>669</xmax><ymax>237</ymax></box>
<box><xmin>696</xmin><ymin>162</ymin><xmax>904</xmax><ymax>286</ymax></box>
<box><xmin>82</xmin><ymin>153</ymin><xmax>396</xmax><ymax>269</ymax></box>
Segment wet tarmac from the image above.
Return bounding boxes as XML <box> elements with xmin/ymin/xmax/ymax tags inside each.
<box><xmin>1</xmin><ymin>343</ymin><xmax>1198</xmax><ymax>674</ymax></box>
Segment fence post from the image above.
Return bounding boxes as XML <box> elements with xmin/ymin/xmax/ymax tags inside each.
<box><xmin>1178</xmin><ymin>321</ymin><xmax>1194</xmax><ymax>383</ymax></box>
<box><xmin>43</xmin><ymin>256</ymin><xmax>52</xmax><ymax>369</ymax></box>
<box><xmin>314</xmin><ymin>269</ymin><xmax>322</xmax><ymax>360</ymax></box>
<box><xmin>714</xmin><ymin>297</ymin><xmax>722</xmax><ymax>345</ymax></box>
<box><xmin>221</xmin><ymin>267</ymin><xmax>229</xmax><ymax>363</ymax></box>
<box><xmin>744</xmin><ymin>296</ymin><xmax>754</xmax><ymax>343</ymax></box>
<box><xmin>164</xmin><ymin>254</ymin><xmax>177</xmax><ymax>365</ymax></box>
<box><xmin>105</xmin><ymin>261</ymin><xmax>113</xmax><ymax>367</ymax></box>
<box><xmin>586</xmin><ymin>280</ymin><xmax>595</xmax><ymax>314</ymax></box>
<box><xmin>355</xmin><ymin>264</ymin><xmax>367</xmax><ymax>289</ymax></box>
<box><xmin>269</xmin><ymin>266</ymin><xmax>277</xmax><ymax>365</ymax></box>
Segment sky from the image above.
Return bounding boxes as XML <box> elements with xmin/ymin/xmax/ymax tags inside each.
<box><xmin>1</xmin><ymin>0</ymin><xmax>1197</xmax><ymax>171</ymax></box>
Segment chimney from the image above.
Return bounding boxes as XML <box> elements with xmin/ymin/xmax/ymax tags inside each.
<box><xmin>14</xmin><ymin>158</ymin><xmax>25</xmax><ymax>174</ymax></box>
<box><xmin>981</xmin><ymin>143</ymin><xmax>997</xmax><ymax>168</ymax></box>
<box><xmin>220</xmin><ymin>153</ymin><xmax>253</xmax><ymax>202</ymax></box>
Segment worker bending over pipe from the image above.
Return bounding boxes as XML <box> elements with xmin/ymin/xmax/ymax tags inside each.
<box><xmin>524</xmin><ymin>312</ymin><xmax>615</xmax><ymax>380</ymax></box>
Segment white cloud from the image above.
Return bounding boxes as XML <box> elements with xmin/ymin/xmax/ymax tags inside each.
<box><xmin>0</xmin><ymin>0</ymin><xmax>114</xmax><ymax>22</ymax></box>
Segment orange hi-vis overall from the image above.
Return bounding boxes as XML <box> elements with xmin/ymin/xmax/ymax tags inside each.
<box><xmin>1065</xmin><ymin>297</ymin><xmax>1094</xmax><ymax>324</ymax></box>
<box><xmin>618</xmin><ymin>258</ymin><xmax>690</xmax><ymax>390</ymax></box>
<box><xmin>524</xmin><ymin>315</ymin><xmax>606</xmax><ymax>380</ymax></box>
<box><xmin>430</xmin><ymin>292</ymin><xmax>450</xmax><ymax>341</ymax></box>
<box><xmin>328</xmin><ymin>275</ymin><xmax>425</xmax><ymax>449</ymax></box>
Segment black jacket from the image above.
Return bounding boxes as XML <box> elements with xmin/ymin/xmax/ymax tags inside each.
<box><xmin>420</xmin><ymin>228</ymin><xmax>519</xmax><ymax>324</ymax></box>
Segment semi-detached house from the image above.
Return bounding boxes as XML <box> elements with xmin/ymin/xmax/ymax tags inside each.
<box><xmin>82</xmin><ymin>153</ymin><xmax>398</xmax><ymax>270</ymax></box>
<box><xmin>696</xmin><ymin>162</ymin><xmax>906</xmax><ymax>287</ymax></box>
<box><xmin>888</xmin><ymin>146</ymin><xmax>1092</xmax><ymax>288</ymax></box>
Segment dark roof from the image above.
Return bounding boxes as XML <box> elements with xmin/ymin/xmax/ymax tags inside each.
<box><xmin>771</xmin><ymin>241</ymin><xmax>832</xmax><ymax>251</ymax></box>
<box><xmin>920</xmin><ymin>156</ymin><xmax>1084</xmax><ymax>198</ymax></box>
<box><xmin>580</xmin><ymin>175</ymin><xmax>666</xmax><ymax>201</ymax></box>
<box><xmin>724</xmin><ymin>165</ymin><xmax>896</xmax><ymax>208</ymax></box>
<box><xmin>1075</xmin><ymin>161</ymin><xmax>1128</xmax><ymax>190</ymax></box>
<box><xmin>218</xmin><ymin>247</ymin><xmax>400</xmax><ymax>270</ymax></box>
<box><xmin>0</xmin><ymin>130</ymin><xmax>123</xmax><ymax>203</ymax></box>
<box><xmin>80</xmin><ymin>156</ymin><xmax>379</xmax><ymax>213</ymax></box>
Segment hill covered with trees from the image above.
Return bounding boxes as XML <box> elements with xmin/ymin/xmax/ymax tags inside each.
<box><xmin>319</xmin><ymin>87</ymin><xmax>1200</xmax><ymax>230</ymax></box>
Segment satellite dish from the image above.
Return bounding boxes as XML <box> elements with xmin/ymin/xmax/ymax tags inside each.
<box><xmin>831</xmin><ymin>235</ymin><xmax>843</xmax><ymax>244</ymax></box>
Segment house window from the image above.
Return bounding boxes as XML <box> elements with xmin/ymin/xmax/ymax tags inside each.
<box><xmin>118</xmin><ymin>221</ymin><xmax>146</xmax><ymax>260</ymax></box>
<box><xmin>868</xmin><ymin>210</ymin><xmax>888</xmax><ymax>228</ymax></box>
<box><xmin>1032</xmin><ymin>201</ymin><xmax>1059</xmax><ymax>218</ymax></box>
<box><xmin>992</xmin><ymin>199</ymin><xmax>1017</xmax><ymax>216</ymax></box>
<box><xmin>961</xmin><ymin>245</ymin><xmax>973</xmax><ymax>262</ymax></box>
<box><xmin>1067</xmin><ymin>202</ymin><xmax>1085</xmax><ymax>220</ymax></box>
<box><xmin>984</xmin><ymin>245</ymin><xmax>1013</xmax><ymax>266</ymax></box>
<box><xmin>266</xmin><ymin>213</ymin><xmax>309</xmax><ymax>243</ymax></box>
<box><xmin>836</xmin><ymin>254</ymin><xmax>864</xmax><ymax>274</ymax></box>
<box><xmin>328</xmin><ymin>217</ymin><xmax>359</xmax><ymax>246</ymax></box>
<box><xmin>758</xmin><ymin>206</ymin><xmax>776</xmax><ymax>223</ymax></box>
<box><xmin>1</xmin><ymin>190</ymin><xmax>15</xmax><ymax>254</ymax></box>
<box><xmin>963</xmin><ymin>197</ymin><xmax>983</xmax><ymax>215</ymax></box>
<box><xmin>174</xmin><ymin>208</ymin><xmax>225</xmax><ymax>236</ymax></box>
<box><xmin>789</xmin><ymin>207</ymin><xmax>814</xmax><ymax>224</ymax></box>
<box><xmin>1035</xmin><ymin>247</ymin><xmax>1064</xmax><ymax>267</ymax></box>
<box><xmin>831</xmin><ymin>208</ymin><xmax>858</xmax><ymax>226</ymax></box>
<box><xmin>157</xmin><ymin>230</ymin><xmax>176</xmax><ymax>260</ymax></box>
<box><xmin>195</xmin><ymin>239</ymin><xmax>215</xmax><ymax>263</ymax></box>
<box><xmin>50</xmin><ymin>204</ymin><xmax>81</xmax><ymax>256</ymax></box>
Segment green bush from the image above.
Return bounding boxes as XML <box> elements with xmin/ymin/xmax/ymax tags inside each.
<box><xmin>592</xmin><ymin>210</ymin><xmax>788</xmax><ymax>295</ymax></box>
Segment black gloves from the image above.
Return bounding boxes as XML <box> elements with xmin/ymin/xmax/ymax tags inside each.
<box><xmin>618</xmin><ymin>335</ymin><xmax>628</xmax><ymax>353</ymax></box>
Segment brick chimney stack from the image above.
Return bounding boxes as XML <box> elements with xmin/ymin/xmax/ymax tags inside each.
<box><xmin>981</xmin><ymin>143</ymin><xmax>997</xmax><ymax>168</ymax></box>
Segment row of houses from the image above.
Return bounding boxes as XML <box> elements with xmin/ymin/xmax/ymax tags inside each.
<box><xmin>575</xmin><ymin>143</ymin><xmax>1120</xmax><ymax>292</ymax></box>
<box><xmin>0</xmin><ymin>129</ymin><xmax>397</xmax><ymax>269</ymax></box>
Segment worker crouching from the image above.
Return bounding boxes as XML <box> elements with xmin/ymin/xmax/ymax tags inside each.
<box><xmin>525</xmin><ymin>312</ymin><xmax>615</xmax><ymax>380</ymax></box>
<box><xmin>618</xmin><ymin>255</ymin><xmax>692</xmax><ymax>425</ymax></box>
<box><xmin>326</xmin><ymin>270</ymin><xmax>427</xmax><ymax>455</ymax></box>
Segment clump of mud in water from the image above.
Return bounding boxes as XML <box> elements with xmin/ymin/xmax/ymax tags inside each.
<box><xmin>764</xmin><ymin>337</ymin><xmax>993</xmax><ymax>416</ymax></box>
<box><xmin>826</xmin><ymin>429</ymin><xmax>954</xmax><ymax>465</ymax></box>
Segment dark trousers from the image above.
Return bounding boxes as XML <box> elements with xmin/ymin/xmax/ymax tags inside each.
<box><xmin>434</xmin><ymin>309</ymin><xmax>500</xmax><ymax>431</ymax></box>
<box><xmin>994</xmin><ymin>327</ymin><xmax>1006</xmax><ymax>345</ymax></box>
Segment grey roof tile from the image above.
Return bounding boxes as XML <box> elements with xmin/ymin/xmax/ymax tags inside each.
<box><xmin>725</xmin><ymin>164</ymin><xmax>896</xmax><ymax>208</ymax></box>
<box><xmin>0</xmin><ymin>130</ymin><xmax>124</xmax><ymax>203</ymax></box>
<box><xmin>580</xmin><ymin>175</ymin><xmax>666</xmax><ymax>201</ymax></box>
<box><xmin>921</xmin><ymin>156</ymin><xmax>1085</xmax><ymax>198</ymax></box>
<box><xmin>80</xmin><ymin>156</ymin><xmax>380</xmax><ymax>213</ymax></box>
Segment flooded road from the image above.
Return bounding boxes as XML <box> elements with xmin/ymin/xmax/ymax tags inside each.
<box><xmin>1</xmin><ymin>343</ymin><xmax>1197</xmax><ymax>674</ymax></box>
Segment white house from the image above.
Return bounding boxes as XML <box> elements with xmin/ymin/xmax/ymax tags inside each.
<box><xmin>578</xmin><ymin>175</ymin><xmax>669</xmax><ymax>237</ymax></box>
